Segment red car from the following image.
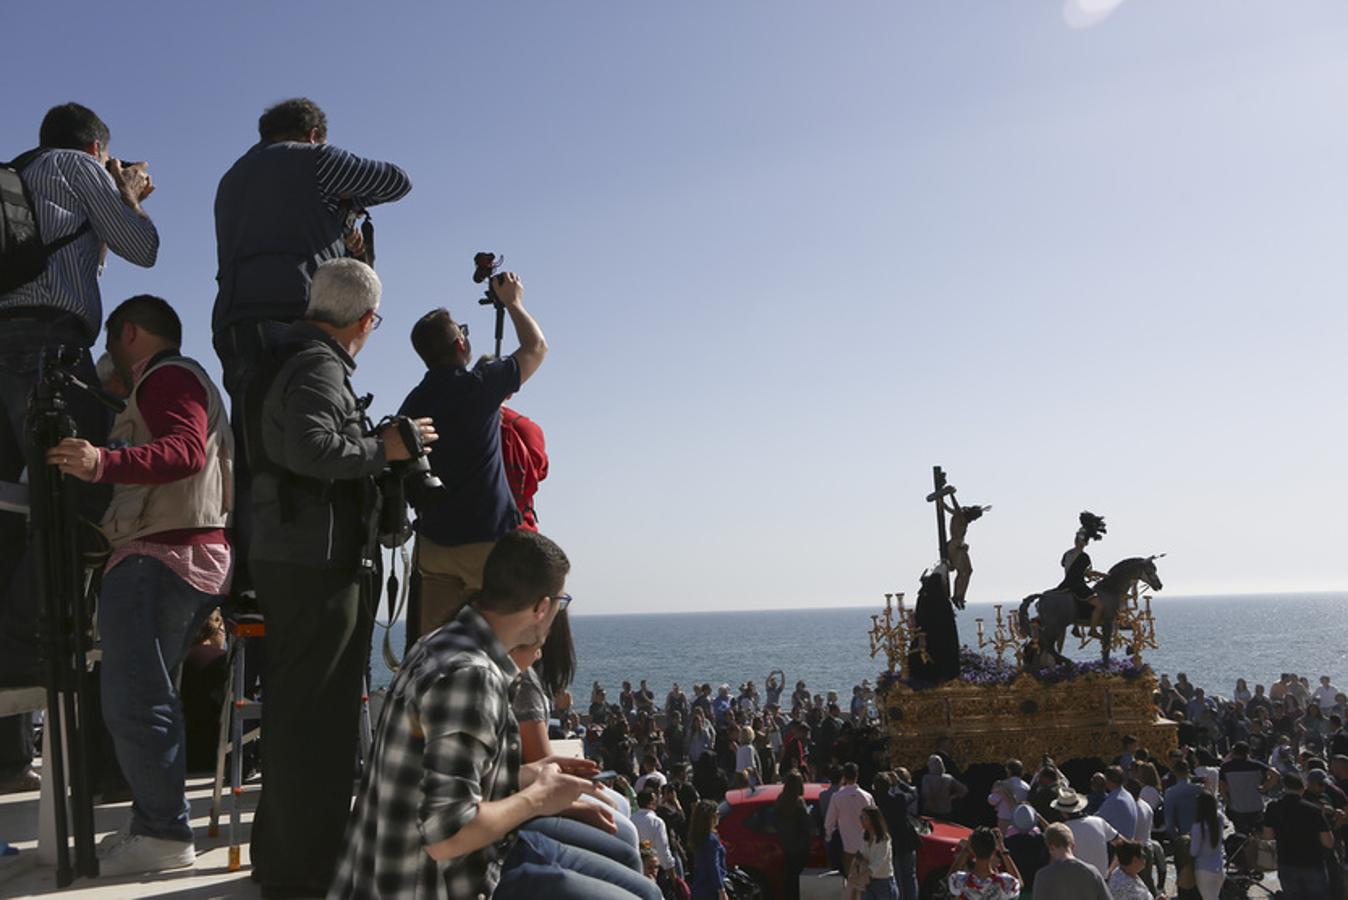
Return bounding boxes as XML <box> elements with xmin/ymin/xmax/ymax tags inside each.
<box><xmin>717</xmin><ymin>783</ymin><xmax>970</xmax><ymax>899</ymax></box>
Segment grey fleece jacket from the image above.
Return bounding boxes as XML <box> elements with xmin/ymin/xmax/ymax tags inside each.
<box><xmin>250</xmin><ymin>322</ymin><xmax>387</xmax><ymax>569</ymax></box>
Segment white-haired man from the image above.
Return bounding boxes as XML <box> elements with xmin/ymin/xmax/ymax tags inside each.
<box><xmin>247</xmin><ymin>258</ymin><xmax>435</xmax><ymax>895</ymax></box>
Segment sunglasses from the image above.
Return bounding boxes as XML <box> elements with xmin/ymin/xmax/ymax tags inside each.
<box><xmin>555</xmin><ymin>593</ymin><xmax>572</xmax><ymax>612</ymax></box>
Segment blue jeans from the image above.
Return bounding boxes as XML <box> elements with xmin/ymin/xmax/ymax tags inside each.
<box><xmin>99</xmin><ymin>556</ymin><xmax>219</xmax><ymax>841</ymax></box>
<box><xmin>895</xmin><ymin>849</ymin><xmax>919</xmax><ymax>900</ymax></box>
<box><xmin>0</xmin><ymin>316</ymin><xmax>108</xmax><ymax>777</ymax></box>
<box><xmin>521</xmin><ymin>815</ymin><xmax>643</xmax><ymax>872</ymax></box>
<box><xmin>1278</xmin><ymin>863</ymin><xmax>1332</xmax><ymax>900</ymax></box>
<box><xmin>496</xmin><ymin>828</ymin><xmax>661</xmax><ymax>900</ymax></box>
<box><xmin>862</xmin><ymin>875</ymin><xmax>900</xmax><ymax>900</ymax></box>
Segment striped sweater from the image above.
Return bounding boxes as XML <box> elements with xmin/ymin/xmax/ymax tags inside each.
<box><xmin>0</xmin><ymin>149</ymin><xmax>158</xmax><ymax>339</ymax></box>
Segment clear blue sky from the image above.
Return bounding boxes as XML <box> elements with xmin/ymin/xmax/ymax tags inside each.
<box><xmin>6</xmin><ymin>1</ymin><xmax>1347</xmax><ymax>614</ymax></box>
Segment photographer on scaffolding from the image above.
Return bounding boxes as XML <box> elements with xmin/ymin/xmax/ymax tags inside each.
<box><xmin>400</xmin><ymin>270</ymin><xmax>547</xmax><ymax>644</ymax></box>
<box><xmin>45</xmin><ymin>296</ymin><xmax>231</xmax><ymax>877</ymax></box>
<box><xmin>245</xmin><ymin>257</ymin><xmax>434</xmax><ymax>896</ymax></box>
<box><xmin>212</xmin><ymin>97</ymin><xmax>412</xmax><ymax>600</ymax></box>
<box><xmin>0</xmin><ymin>102</ymin><xmax>158</xmax><ymax>795</ymax></box>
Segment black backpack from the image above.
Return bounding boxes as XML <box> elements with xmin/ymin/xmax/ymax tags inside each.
<box><xmin>0</xmin><ymin>150</ymin><xmax>92</xmax><ymax>295</ymax></box>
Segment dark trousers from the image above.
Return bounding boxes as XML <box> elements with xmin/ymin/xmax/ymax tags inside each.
<box><xmin>0</xmin><ymin>315</ymin><xmax>108</xmax><ymax>778</ymax></box>
<box><xmin>212</xmin><ymin>320</ymin><xmax>289</xmax><ymax>599</ymax></box>
<box><xmin>783</xmin><ymin>849</ymin><xmax>808</xmax><ymax>900</ymax></box>
<box><xmin>1277</xmin><ymin>862</ymin><xmax>1332</xmax><ymax>900</ymax></box>
<box><xmin>249</xmin><ymin>560</ymin><xmax>371</xmax><ymax>892</ymax></box>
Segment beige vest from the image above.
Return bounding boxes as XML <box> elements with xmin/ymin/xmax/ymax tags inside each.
<box><xmin>100</xmin><ymin>355</ymin><xmax>234</xmax><ymax>548</ymax></box>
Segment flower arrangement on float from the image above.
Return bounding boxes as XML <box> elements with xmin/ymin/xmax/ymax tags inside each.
<box><xmin>877</xmin><ymin>647</ymin><xmax>1149</xmax><ymax>691</ymax></box>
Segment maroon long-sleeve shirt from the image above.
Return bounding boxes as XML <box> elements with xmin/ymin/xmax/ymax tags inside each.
<box><xmin>95</xmin><ymin>360</ymin><xmax>231</xmax><ymax>595</ymax></box>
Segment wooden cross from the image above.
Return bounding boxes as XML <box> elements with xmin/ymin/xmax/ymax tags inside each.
<box><xmin>925</xmin><ymin>465</ymin><xmax>951</xmax><ymax>565</ymax></box>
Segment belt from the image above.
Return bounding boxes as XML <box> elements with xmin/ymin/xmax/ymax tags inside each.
<box><xmin>0</xmin><ymin>307</ymin><xmax>81</xmax><ymax>324</ymax></box>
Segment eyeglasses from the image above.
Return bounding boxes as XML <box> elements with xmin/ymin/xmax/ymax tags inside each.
<box><xmin>370</xmin><ymin>311</ymin><xmax>383</xmax><ymax>330</ymax></box>
<box><xmin>554</xmin><ymin>593</ymin><xmax>572</xmax><ymax>612</ymax></box>
<box><xmin>458</xmin><ymin>322</ymin><xmax>470</xmax><ymax>337</ymax></box>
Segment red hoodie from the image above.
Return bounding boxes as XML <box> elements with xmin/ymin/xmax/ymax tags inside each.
<box><xmin>500</xmin><ymin>406</ymin><xmax>547</xmax><ymax>531</ymax></box>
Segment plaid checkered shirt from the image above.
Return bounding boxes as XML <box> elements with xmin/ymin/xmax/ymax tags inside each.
<box><xmin>328</xmin><ymin>605</ymin><xmax>522</xmax><ymax>899</ymax></box>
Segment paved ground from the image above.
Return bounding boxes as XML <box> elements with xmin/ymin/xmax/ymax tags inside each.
<box><xmin>1</xmin><ymin>771</ymin><xmax>261</xmax><ymax>899</ymax></box>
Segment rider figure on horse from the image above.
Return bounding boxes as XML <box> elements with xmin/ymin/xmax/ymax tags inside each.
<box><xmin>1059</xmin><ymin>511</ymin><xmax>1108</xmax><ymax>641</ymax></box>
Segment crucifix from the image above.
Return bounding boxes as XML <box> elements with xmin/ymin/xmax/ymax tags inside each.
<box><xmin>925</xmin><ymin>466</ymin><xmax>989</xmax><ymax>608</ymax></box>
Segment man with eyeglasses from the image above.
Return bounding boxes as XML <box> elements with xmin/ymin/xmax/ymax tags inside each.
<box><xmin>399</xmin><ymin>271</ymin><xmax>548</xmax><ymax>645</ymax></box>
<box><xmin>333</xmin><ymin>531</ymin><xmax>658</xmax><ymax>900</ymax></box>
<box><xmin>247</xmin><ymin>258</ymin><xmax>435</xmax><ymax>896</ymax></box>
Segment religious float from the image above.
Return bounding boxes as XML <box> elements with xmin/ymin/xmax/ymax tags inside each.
<box><xmin>869</xmin><ymin>467</ymin><xmax>1178</xmax><ymax>770</ymax></box>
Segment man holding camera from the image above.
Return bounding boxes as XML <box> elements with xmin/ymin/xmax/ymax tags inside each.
<box><xmin>0</xmin><ymin>102</ymin><xmax>158</xmax><ymax>793</ymax></box>
<box><xmin>246</xmin><ymin>258</ymin><xmax>434</xmax><ymax>896</ymax></box>
<box><xmin>401</xmin><ymin>273</ymin><xmax>547</xmax><ymax>642</ymax></box>
<box><xmin>212</xmin><ymin>97</ymin><xmax>411</xmax><ymax>596</ymax></box>
<box><xmin>46</xmin><ymin>296</ymin><xmax>230</xmax><ymax>876</ymax></box>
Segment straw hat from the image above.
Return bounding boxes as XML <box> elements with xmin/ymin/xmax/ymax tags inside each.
<box><xmin>1051</xmin><ymin>788</ymin><xmax>1088</xmax><ymax>813</ymax></box>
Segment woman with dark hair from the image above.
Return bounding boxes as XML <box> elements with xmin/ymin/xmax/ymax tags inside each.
<box><xmin>536</xmin><ymin>607</ymin><xmax>575</xmax><ymax>700</ymax></box>
<box><xmin>1106</xmin><ymin>840</ymin><xmax>1157</xmax><ymax>900</ymax></box>
<box><xmin>692</xmin><ymin>750</ymin><xmax>727</xmax><ymax>803</ymax></box>
<box><xmin>773</xmin><ymin>772</ymin><xmax>814</xmax><ymax>900</ymax></box>
<box><xmin>1059</xmin><ymin>511</ymin><xmax>1107</xmax><ymax>639</ymax></box>
<box><xmin>946</xmin><ymin>826</ymin><xmax>1021</xmax><ymax>900</ymax></box>
<box><xmin>1188</xmin><ymin>792</ymin><xmax>1226</xmax><ymax>900</ymax></box>
<box><xmin>512</xmin><ymin>610</ymin><xmax>576</xmax><ymax>762</ymax></box>
<box><xmin>508</xmin><ymin>614</ymin><xmax>641</xmax><ymax>853</ymax></box>
<box><xmin>856</xmin><ymin>806</ymin><xmax>900</xmax><ymax>899</ymax></box>
<box><xmin>688</xmin><ymin>800</ymin><xmax>727</xmax><ymax>899</ymax></box>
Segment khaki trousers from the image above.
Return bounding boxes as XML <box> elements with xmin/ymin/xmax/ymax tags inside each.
<box><xmin>415</xmin><ymin>536</ymin><xmax>495</xmax><ymax>635</ymax></box>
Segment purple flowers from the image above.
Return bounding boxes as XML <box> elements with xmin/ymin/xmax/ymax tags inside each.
<box><xmin>879</xmin><ymin>647</ymin><xmax>1147</xmax><ymax>691</ymax></box>
<box><xmin>957</xmin><ymin>647</ymin><xmax>1017</xmax><ymax>686</ymax></box>
<box><xmin>1030</xmin><ymin>657</ymin><xmax>1146</xmax><ymax>684</ymax></box>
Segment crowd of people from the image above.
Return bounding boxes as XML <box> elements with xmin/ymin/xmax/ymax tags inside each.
<box><xmin>533</xmin><ymin>667</ymin><xmax>1348</xmax><ymax>899</ymax></box>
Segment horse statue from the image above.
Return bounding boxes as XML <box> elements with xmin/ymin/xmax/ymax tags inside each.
<box><xmin>1017</xmin><ymin>556</ymin><xmax>1163</xmax><ymax>664</ymax></box>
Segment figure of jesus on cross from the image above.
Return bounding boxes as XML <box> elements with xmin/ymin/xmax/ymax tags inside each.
<box><xmin>925</xmin><ymin>466</ymin><xmax>990</xmax><ymax>609</ymax></box>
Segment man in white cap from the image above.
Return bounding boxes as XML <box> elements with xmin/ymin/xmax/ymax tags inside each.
<box><xmin>1051</xmin><ymin>787</ymin><xmax>1121</xmax><ymax>878</ymax></box>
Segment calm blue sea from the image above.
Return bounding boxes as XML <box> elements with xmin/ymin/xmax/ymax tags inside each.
<box><xmin>370</xmin><ymin>593</ymin><xmax>1348</xmax><ymax>700</ymax></box>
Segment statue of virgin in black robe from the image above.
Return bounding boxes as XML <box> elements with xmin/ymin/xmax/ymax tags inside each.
<box><xmin>908</xmin><ymin>568</ymin><xmax>961</xmax><ymax>683</ymax></box>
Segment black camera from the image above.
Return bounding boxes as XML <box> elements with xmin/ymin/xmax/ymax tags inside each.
<box><xmin>371</xmin><ymin>414</ymin><xmax>442</xmax><ymax>549</ymax></box>
<box><xmin>383</xmin><ymin>414</ymin><xmax>440</xmax><ymax>492</ymax></box>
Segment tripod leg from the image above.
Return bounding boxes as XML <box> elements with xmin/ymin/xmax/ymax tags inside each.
<box><xmin>67</xmin><ymin>561</ymin><xmax>99</xmax><ymax>876</ymax></box>
<box><xmin>31</xmin><ymin>469</ymin><xmax>73</xmax><ymax>885</ymax></box>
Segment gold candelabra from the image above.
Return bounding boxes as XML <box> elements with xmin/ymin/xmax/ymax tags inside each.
<box><xmin>1111</xmin><ymin>581</ymin><xmax>1159</xmax><ymax>665</ymax></box>
<box><xmin>869</xmin><ymin>592</ymin><xmax>928</xmax><ymax>679</ymax></box>
<box><xmin>975</xmin><ymin>604</ymin><xmax>1023</xmax><ymax>664</ymax></box>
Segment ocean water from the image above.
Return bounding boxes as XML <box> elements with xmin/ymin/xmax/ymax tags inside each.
<box><xmin>370</xmin><ymin>593</ymin><xmax>1348</xmax><ymax>700</ymax></box>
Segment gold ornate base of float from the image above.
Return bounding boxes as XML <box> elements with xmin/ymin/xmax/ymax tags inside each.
<box><xmin>878</xmin><ymin>671</ymin><xmax>1177</xmax><ymax>769</ymax></box>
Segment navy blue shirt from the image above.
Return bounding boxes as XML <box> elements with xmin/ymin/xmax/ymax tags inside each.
<box><xmin>398</xmin><ymin>358</ymin><xmax>521</xmax><ymax>546</ymax></box>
